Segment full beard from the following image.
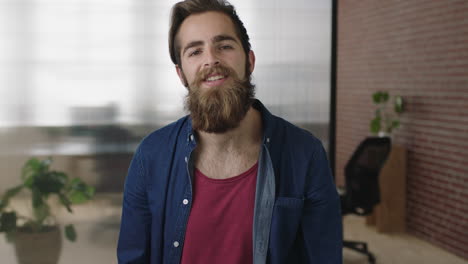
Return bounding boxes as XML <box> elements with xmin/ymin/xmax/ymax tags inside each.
<box><xmin>184</xmin><ymin>64</ymin><xmax>255</xmax><ymax>133</ymax></box>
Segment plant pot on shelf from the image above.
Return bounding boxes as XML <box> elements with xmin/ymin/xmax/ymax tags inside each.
<box><xmin>14</xmin><ymin>226</ymin><xmax>62</xmax><ymax>264</ymax></box>
<box><xmin>370</xmin><ymin>91</ymin><xmax>404</xmax><ymax>138</ymax></box>
<box><xmin>366</xmin><ymin>91</ymin><xmax>407</xmax><ymax>233</ymax></box>
<box><xmin>377</xmin><ymin>131</ymin><xmax>389</xmax><ymax>138</ymax></box>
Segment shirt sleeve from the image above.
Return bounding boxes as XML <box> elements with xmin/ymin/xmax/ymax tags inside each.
<box><xmin>117</xmin><ymin>147</ymin><xmax>152</xmax><ymax>263</ymax></box>
<box><xmin>302</xmin><ymin>142</ymin><xmax>343</xmax><ymax>263</ymax></box>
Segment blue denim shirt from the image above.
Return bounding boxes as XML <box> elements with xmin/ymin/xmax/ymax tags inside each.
<box><xmin>117</xmin><ymin>100</ymin><xmax>342</xmax><ymax>264</ymax></box>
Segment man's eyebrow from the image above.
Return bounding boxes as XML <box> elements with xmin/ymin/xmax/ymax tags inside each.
<box><xmin>212</xmin><ymin>35</ymin><xmax>238</xmax><ymax>44</ymax></box>
<box><xmin>182</xmin><ymin>40</ymin><xmax>204</xmax><ymax>56</ymax></box>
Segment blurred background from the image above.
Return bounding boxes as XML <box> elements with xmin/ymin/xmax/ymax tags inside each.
<box><xmin>0</xmin><ymin>0</ymin><xmax>467</xmax><ymax>263</ymax></box>
<box><xmin>0</xmin><ymin>0</ymin><xmax>331</xmax><ymax>193</ymax></box>
<box><xmin>1</xmin><ymin>0</ymin><xmax>331</xmax><ymax>263</ymax></box>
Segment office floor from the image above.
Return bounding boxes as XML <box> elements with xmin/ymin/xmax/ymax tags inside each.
<box><xmin>343</xmin><ymin>215</ymin><xmax>467</xmax><ymax>264</ymax></box>
<box><xmin>0</xmin><ymin>194</ymin><xmax>466</xmax><ymax>264</ymax></box>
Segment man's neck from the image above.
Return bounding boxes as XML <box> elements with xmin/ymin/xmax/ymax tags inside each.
<box><xmin>195</xmin><ymin>107</ymin><xmax>262</xmax><ymax>152</ymax></box>
<box><xmin>193</xmin><ymin>107</ymin><xmax>263</xmax><ymax>179</ymax></box>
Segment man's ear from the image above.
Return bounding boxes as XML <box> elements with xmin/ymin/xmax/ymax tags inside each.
<box><xmin>248</xmin><ymin>50</ymin><xmax>256</xmax><ymax>74</ymax></box>
<box><xmin>175</xmin><ymin>65</ymin><xmax>188</xmax><ymax>87</ymax></box>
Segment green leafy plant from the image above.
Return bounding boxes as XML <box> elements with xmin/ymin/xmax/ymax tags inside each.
<box><xmin>370</xmin><ymin>91</ymin><xmax>404</xmax><ymax>135</ymax></box>
<box><xmin>0</xmin><ymin>158</ymin><xmax>95</xmax><ymax>242</ymax></box>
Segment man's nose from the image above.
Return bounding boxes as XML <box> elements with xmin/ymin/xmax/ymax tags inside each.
<box><xmin>203</xmin><ymin>48</ymin><xmax>220</xmax><ymax>68</ymax></box>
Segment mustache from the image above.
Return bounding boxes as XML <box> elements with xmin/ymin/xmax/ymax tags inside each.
<box><xmin>192</xmin><ymin>65</ymin><xmax>236</xmax><ymax>87</ymax></box>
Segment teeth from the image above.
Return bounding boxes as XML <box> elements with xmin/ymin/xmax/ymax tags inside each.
<box><xmin>206</xmin><ymin>75</ymin><xmax>224</xmax><ymax>81</ymax></box>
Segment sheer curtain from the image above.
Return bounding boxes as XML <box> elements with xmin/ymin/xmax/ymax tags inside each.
<box><xmin>0</xmin><ymin>0</ymin><xmax>331</xmax><ymax>133</ymax></box>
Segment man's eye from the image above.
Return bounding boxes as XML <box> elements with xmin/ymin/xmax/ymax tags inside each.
<box><xmin>189</xmin><ymin>50</ymin><xmax>201</xmax><ymax>57</ymax></box>
<box><xmin>220</xmin><ymin>45</ymin><xmax>233</xmax><ymax>50</ymax></box>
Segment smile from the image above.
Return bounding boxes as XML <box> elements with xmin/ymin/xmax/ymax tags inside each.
<box><xmin>203</xmin><ymin>74</ymin><xmax>227</xmax><ymax>87</ymax></box>
<box><xmin>206</xmin><ymin>75</ymin><xmax>225</xmax><ymax>81</ymax></box>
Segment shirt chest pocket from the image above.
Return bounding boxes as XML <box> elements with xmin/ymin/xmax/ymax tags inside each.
<box><xmin>269</xmin><ymin>197</ymin><xmax>304</xmax><ymax>261</ymax></box>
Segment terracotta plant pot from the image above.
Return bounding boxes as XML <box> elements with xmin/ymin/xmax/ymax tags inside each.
<box><xmin>14</xmin><ymin>226</ymin><xmax>62</xmax><ymax>264</ymax></box>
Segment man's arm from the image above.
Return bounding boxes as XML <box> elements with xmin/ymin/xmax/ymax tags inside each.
<box><xmin>117</xmin><ymin>148</ymin><xmax>152</xmax><ymax>263</ymax></box>
<box><xmin>302</xmin><ymin>143</ymin><xmax>343</xmax><ymax>263</ymax></box>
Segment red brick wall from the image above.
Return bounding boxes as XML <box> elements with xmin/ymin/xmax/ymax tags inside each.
<box><xmin>336</xmin><ymin>0</ymin><xmax>468</xmax><ymax>259</ymax></box>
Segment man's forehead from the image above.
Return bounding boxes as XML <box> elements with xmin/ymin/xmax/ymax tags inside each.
<box><xmin>177</xmin><ymin>11</ymin><xmax>239</xmax><ymax>46</ymax></box>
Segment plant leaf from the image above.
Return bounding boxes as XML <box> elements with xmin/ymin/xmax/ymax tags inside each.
<box><xmin>381</xmin><ymin>92</ymin><xmax>389</xmax><ymax>102</ymax></box>
<box><xmin>31</xmin><ymin>188</ymin><xmax>50</xmax><ymax>224</ymax></box>
<box><xmin>22</xmin><ymin>163</ymin><xmax>38</xmax><ymax>188</ymax></box>
<box><xmin>372</xmin><ymin>92</ymin><xmax>381</xmax><ymax>103</ymax></box>
<box><xmin>67</xmin><ymin>178</ymin><xmax>95</xmax><ymax>204</ymax></box>
<box><xmin>370</xmin><ymin>117</ymin><xmax>381</xmax><ymax>134</ymax></box>
<box><xmin>0</xmin><ymin>212</ymin><xmax>17</xmax><ymax>232</ymax></box>
<box><xmin>68</xmin><ymin>190</ymin><xmax>90</xmax><ymax>204</ymax></box>
<box><xmin>65</xmin><ymin>224</ymin><xmax>77</xmax><ymax>242</ymax></box>
<box><xmin>35</xmin><ymin>171</ymin><xmax>67</xmax><ymax>195</ymax></box>
<box><xmin>0</xmin><ymin>185</ymin><xmax>23</xmax><ymax>212</ymax></box>
<box><xmin>23</xmin><ymin>174</ymin><xmax>35</xmax><ymax>188</ymax></box>
<box><xmin>33</xmin><ymin>203</ymin><xmax>50</xmax><ymax>225</ymax></box>
<box><xmin>4</xmin><ymin>185</ymin><xmax>23</xmax><ymax>200</ymax></box>
<box><xmin>22</xmin><ymin>158</ymin><xmax>54</xmax><ymax>188</ymax></box>
<box><xmin>58</xmin><ymin>193</ymin><xmax>73</xmax><ymax>213</ymax></box>
<box><xmin>373</xmin><ymin>91</ymin><xmax>389</xmax><ymax>104</ymax></box>
<box><xmin>21</xmin><ymin>158</ymin><xmax>42</xmax><ymax>181</ymax></box>
<box><xmin>32</xmin><ymin>188</ymin><xmax>44</xmax><ymax>209</ymax></box>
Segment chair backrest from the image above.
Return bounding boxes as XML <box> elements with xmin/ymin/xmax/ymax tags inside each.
<box><xmin>344</xmin><ymin>137</ymin><xmax>392</xmax><ymax>215</ymax></box>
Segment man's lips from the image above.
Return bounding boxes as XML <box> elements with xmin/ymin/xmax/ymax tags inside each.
<box><xmin>202</xmin><ymin>74</ymin><xmax>228</xmax><ymax>87</ymax></box>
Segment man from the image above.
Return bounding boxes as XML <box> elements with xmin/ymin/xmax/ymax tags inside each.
<box><xmin>117</xmin><ymin>0</ymin><xmax>342</xmax><ymax>263</ymax></box>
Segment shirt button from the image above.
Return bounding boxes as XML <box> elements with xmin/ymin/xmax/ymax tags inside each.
<box><xmin>173</xmin><ymin>241</ymin><xmax>180</xmax><ymax>247</ymax></box>
<box><xmin>190</xmin><ymin>134</ymin><xmax>195</xmax><ymax>141</ymax></box>
<box><xmin>184</xmin><ymin>157</ymin><xmax>188</xmax><ymax>163</ymax></box>
<box><xmin>183</xmin><ymin>199</ymin><xmax>189</xmax><ymax>205</ymax></box>
<box><xmin>266</xmin><ymin>138</ymin><xmax>270</xmax><ymax>143</ymax></box>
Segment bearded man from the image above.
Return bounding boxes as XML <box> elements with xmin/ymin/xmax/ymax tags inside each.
<box><xmin>117</xmin><ymin>0</ymin><xmax>342</xmax><ymax>263</ymax></box>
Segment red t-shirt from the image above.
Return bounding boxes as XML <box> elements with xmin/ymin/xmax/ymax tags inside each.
<box><xmin>180</xmin><ymin>162</ymin><xmax>258</xmax><ymax>264</ymax></box>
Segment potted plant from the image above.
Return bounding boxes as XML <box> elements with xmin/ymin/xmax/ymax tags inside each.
<box><xmin>367</xmin><ymin>92</ymin><xmax>407</xmax><ymax>233</ymax></box>
<box><xmin>370</xmin><ymin>91</ymin><xmax>404</xmax><ymax>137</ymax></box>
<box><xmin>0</xmin><ymin>157</ymin><xmax>95</xmax><ymax>264</ymax></box>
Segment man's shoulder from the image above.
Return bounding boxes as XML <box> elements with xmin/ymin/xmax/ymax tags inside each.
<box><xmin>268</xmin><ymin>115</ymin><xmax>328</xmax><ymax>172</ymax></box>
<box><xmin>270</xmin><ymin>114</ymin><xmax>323</xmax><ymax>149</ymax></box>
<box><xmin>137</xmin><ymin>115</ymin><xmax>190</xmax><ymax>153</ymax></box>
<box><xmin>255</xmin><ymin>100</ymin><xmax>323</xmax><ymax>151</ymax></box>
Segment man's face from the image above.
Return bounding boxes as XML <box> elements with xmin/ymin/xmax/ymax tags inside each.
<box><xmin>175</xmin><ymin>11</ymin><xmax>256</xmax><ymax>133</ymax></box>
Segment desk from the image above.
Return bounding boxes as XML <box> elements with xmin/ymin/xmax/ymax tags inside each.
<box><xmin>366</xmin><ymin>144</ymin><xmax>407</xmax><ymax>233</ymax></box>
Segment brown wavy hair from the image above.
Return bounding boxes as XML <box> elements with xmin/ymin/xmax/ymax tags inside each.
<box><xmin>169</xmin><ymin>0</ymin><xmax>251</xmax><ymax>67</ymax></box>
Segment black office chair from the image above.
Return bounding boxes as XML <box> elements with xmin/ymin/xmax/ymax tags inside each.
<box><xmin>340</xmin><ymin>137</ymin><xmax>392</xmax><ymax>264</ymax></box>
